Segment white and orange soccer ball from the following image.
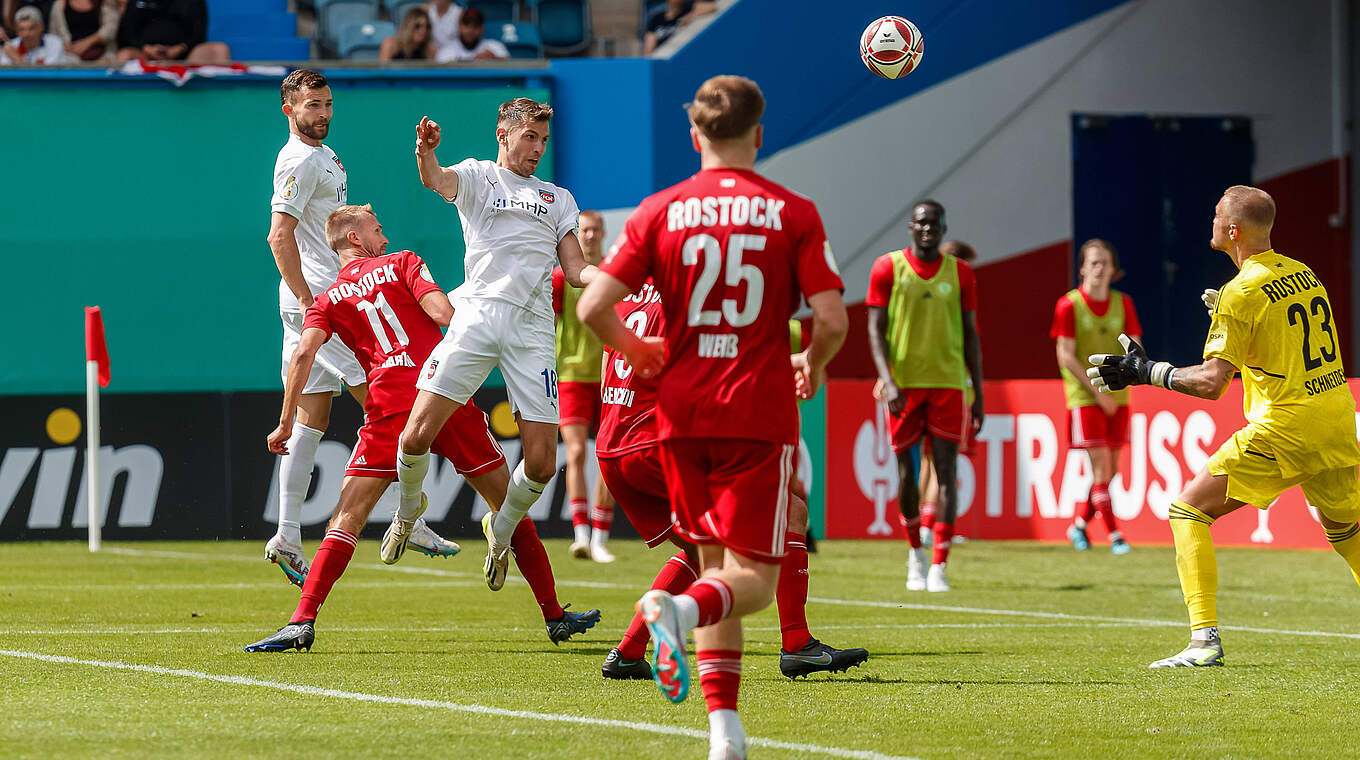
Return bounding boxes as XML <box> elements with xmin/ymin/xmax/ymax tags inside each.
<box><xmin>859</xmin><ymin>15</ymin><xmax>924</xmax><ymax>79</ymax></box>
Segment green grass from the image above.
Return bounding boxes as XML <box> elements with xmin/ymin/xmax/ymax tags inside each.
<box><xmin>2</xmin><ymin>538</ymin><xmax>1359</xmax><ymax>759</ymax></box>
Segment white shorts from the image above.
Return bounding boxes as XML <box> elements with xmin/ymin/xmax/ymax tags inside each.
<box><xmin>280</xmin><ymin>310</ymin><xmax>366</xmax><ymax>395</ymax></box>
<box><xmin>417</xmin><ymin>298</ymin><xmax>559</xmax><ymax>424</ymax></box>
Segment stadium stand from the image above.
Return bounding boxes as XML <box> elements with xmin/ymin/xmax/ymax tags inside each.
<box><xmin>383</xmin><ymin>0</ymin><xmax>427</xmax><ymax>28</ymax></box>
<box><xmin>205</xmin><ymin>0</ymin><xmax>310</xmax><ymax>61</ymax></box>
<box><xmin>529</xmin><ymin>0</ymin><xmax>590</xmax><ymax>56</ymax></box>
<box><xmin>492</xmin><ymin>21</ymin><xmax>543</xmax><ymax>59</ymax></box>
<box><xmin>465</xmin><ymin>0</ymin><xmax>519</xmax><ymax>25</ymax></box>
<box><xmin>314</xmin><ymin>0</ymin><xmax>377</xmax><ymax>57</ymax></box>
<box><xmin>339</xmin><ymin>20</ymin><xmax>394</xmax><ymax>59</ymax></box>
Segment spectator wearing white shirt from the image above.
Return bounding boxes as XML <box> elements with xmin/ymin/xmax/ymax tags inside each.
<box><xmin>426</xmin><ymin>0</ymin><xmax>460</xmax><ymax>53</ymax></box>
<box><xmin>2</xmin><ymin>5</ymin><xmax>69</xmax><ymax>64</ymax></box>
<box><xmin>434</xmin><ymin>7</ymin><xmax>506</xmax><ymax>63</ymax></box>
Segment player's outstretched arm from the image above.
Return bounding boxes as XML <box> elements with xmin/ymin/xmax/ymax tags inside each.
<box><xmin>267</xmin><ymin>211</ymin><xmax>315</xmax><ymax>309</ymax></box>
<box><xmin>268</xmin><ymin>327</ymin><xmax>327</xmax><ymax>454</ymax></box>
<box><xmin>795</xmin><ymin>290</ymin><xmax>848</xmax><ymax>400</ymax></box>
<box><xmin>415</xmin><ymin>116</ymin><xmax>460</xmax><ymax>201</ymax></box>
<box><xmin>1087</xmin><ymin>334</ymin><xmax>1235</xmax><ymax>400</ymax></box>
<box><xmin>577</xmin><ymin>272</ymin><xmax>665</xmax><ymax>378</ymax></box>
<box><xmin>557</xmin><ymin>231</ymin><xmax>598</xmax><ymax>288</ymax></box>
<box><xmin>866</xmin><ymin>305</ymin><xmax>904</xmax><ymax>415</ymax></box>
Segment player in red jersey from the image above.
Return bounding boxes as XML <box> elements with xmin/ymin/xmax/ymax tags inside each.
<box><xmin>595</xmin><ymin>280</ymin><xmax>867</xmax><ymax>683</ymax></box>
<box><xmin>577</xmin><ymin>76</ymin><xmax>848</xmax><ymax>759</ymax></box>
<box><xmin>244</xmin><ymin>205</ymin><xmax>599</xmax><ymax>653</ymax></box>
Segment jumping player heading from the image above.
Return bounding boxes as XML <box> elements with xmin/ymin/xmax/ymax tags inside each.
<box><xmin>578</xmin><ymin>75</ymin><xmax>848</xmax><ymax>760</ymax></box>
<box><xmin>398</xmin><ymin>98</ymin><xmax>600</xmax><ymax>591</ymax></box>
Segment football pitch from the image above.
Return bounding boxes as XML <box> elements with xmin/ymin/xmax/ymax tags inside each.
<box><xmin>3</xmin><ymin>538</ymin><xmax>1359</xmax><ymax>759</ymax></box>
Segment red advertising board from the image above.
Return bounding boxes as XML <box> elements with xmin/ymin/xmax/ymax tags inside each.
<box><xmin>824</xmin><ymin>379</ymin><xmax>1360</xmax><ymax>549</ymax></box>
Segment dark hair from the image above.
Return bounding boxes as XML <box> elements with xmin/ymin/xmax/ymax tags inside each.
<box><xmin>1078</xmin><ymin>238</ymin><xmax>1120</xmax><ymax>270</ymax></box>
<box><xmin>913</xmin><ymin>199</ymin><xmax>946</xmax><ymax>219</ymax></box>
<box><xmin>940</xmin><ymin>240</ymin><xmax>976</xmax><ymax>263</ymax></box>
<box><xmin>280</xmin><ymin>69</ymin><xmax>329</xmax><ymax>106</ymax></box>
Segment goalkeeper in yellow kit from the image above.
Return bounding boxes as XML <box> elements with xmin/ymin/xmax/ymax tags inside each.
<box><xmin>1088</xmin><ymin>185</ymin><xmax>1360</xmax><ymax>668</ymax></box>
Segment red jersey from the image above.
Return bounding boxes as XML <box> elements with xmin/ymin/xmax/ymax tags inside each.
<box><xmin>602</xmin><ymin>167</ymin><xmax>844</xmax><ymax>445</ymax></box>
<box><xmin>1048</xmin><ymin>289</ymin><xmax>1142</xmax><ymax>339</ymax></box>
<box><xmin>303</xmin><ymin>250</ymin><xmax>443</xmax><ymax>419</ymax></box>
<box><xmin>864</xmin><ymin>247</ymin><xmax>978</xmax><ymax>310</ymax></box>
<box><xmin>597</xmin><ymin>281</ymin><xmax>664</xmax><ymax>457</ymax></box>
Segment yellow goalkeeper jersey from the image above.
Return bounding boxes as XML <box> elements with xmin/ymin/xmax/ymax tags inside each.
<box><xmin>1203</xmin><ymin>249</ymin><xmax>1359</xmax><ymax>477</ymax></box>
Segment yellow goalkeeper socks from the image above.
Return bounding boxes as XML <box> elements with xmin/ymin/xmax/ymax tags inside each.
<box><xmin>1168</xmin><ymin>501</ymin><xmax>1218</xmax><ymax>630</ymax></box>
<box><xmin>1324</xmin><ymin>523</ymin><xmax>1360</xmax><ymax>587</ymax></box>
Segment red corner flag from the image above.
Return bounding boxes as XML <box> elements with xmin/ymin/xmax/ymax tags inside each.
<box><xmin>85</xmin><ymin>306</ymin><xmax>111</xmax><ymax>387</ymax></box>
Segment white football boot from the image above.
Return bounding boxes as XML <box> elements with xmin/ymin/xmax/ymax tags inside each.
<box><xmin>926</xmin><ymin>563</ymin><xmax>950</xmax><ymax>592</ymax></box>
<box><xmin>406</xmin><ymin>518</ymin><xmax>461</xmax><ymax>558</ymax></box>
<box><xmin>380</xmin><ymin>493</ymin><xmax>427</xmax><ymax>565</ymax></box>
<box><xmin>906</xmin><ymin>547</ymin><xmax>928</xmax><ymax>591</ymax></box>
<box><xmin>264</xmin><ymin>534</ymin><xmax>309</xmax><ymax>587</ymax></box>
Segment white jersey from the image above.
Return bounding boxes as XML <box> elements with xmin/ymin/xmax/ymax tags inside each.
<box><xmin>444</xmin><ymin>158</ymin><xmax>579</xmax><ymax>320</ymax></box>
<box><xmin>270</xmin><ymin>134</ymin><xmax>348</xmax><ymax>312</ymax></box>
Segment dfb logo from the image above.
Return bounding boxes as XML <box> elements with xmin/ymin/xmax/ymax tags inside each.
<box><xmin>853</xmin><ymin>401</ymin><xmax>898</xmax><ymax>536</ymax></box>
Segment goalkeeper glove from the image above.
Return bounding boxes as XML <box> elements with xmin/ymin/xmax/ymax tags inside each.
<box><xmin>1086</xmin><ymin>334</ymin><xmax>1175</xmax><ymax>392</ymax></box>
<box><xmin>1201</xmin><ymin>288</ymin><xmax>1219</xmax><ymax>314</ymax></box>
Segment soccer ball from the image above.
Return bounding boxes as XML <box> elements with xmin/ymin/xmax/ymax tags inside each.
<box><xmin>859</xmin><ymin>15</ymin><xmax>924</xmax><ymax>79</ymax></box>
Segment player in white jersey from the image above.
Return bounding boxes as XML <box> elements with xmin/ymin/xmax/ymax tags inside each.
<box><xmin>393</xmin><ymin>98</ymin><xmax>598</xmax><ymax>591</ymax></box>
<box><xmin>264</xmin><ymin>69</ymin><xmax>457</xmax><ymax>585</ymax></box>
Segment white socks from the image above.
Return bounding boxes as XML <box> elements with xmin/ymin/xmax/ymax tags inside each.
<box><xmin>671</xmin><ymin>593</ymin><xmax>700</xmax><ymax>634</ymax></box>
<box><xmin>707</xmin><ymin>709</ymin><xmax>745</xmax><ymax>760</ymax></box>
<box><xmin>277</xmin><ymin>423</ymin><xmax>324</xmax><ymax>543</ymax></box>
<box><xmin>573</xmin><ymin>523</ymin><xmax>592</xmax><ymax>545</ymax></box>
<box><xmin>395</xmin><ymin>436</ymin><xmax>429</xmax><ymax>520</ymax></box>
<box><xmin>493</xmin><ymin>461</ymin><xmax>546</xmax><ymax>544</ymax></box>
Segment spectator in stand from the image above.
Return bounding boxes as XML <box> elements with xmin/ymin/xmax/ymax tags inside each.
<box><xmin>4</xmin><ymin>1</ymin><xmax>55</xmax><ymax>35</ymax></box>
<box><xmin>381</xmin><ymin>6</ymin><xmax>435</xmax><ymax>61</ymax></box>
<box><xmin>642</xmin><ymin>0</ymin><xmax>715</xmax><ymax>55</ymax></box>
<box><xmin>433</xmin><ymin>7</ymin><xmax>505</xmax><ymax>63</ymax></box>
<box><xmin>49</xmin><ymin>0</ymin><xmax>119</xmax><ymax>61</ymax></box>
<box><xmin>1</xmin><ymin>5</ymin><xmax>70</xmax><ymax>64</ymax></box>
<box><xmin>115</xmin><ymin>0</ymin><xmax>229</xmax><ymax>64</ymax></box>
<box><xmin>427</xmin><ymin>0</ymin><xmax>459</xmax><ymax>53</ymax></box>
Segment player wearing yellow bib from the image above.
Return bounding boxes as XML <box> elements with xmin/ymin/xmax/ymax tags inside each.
<box><xmin>867</xmin><ymin>201</ymin><xmax>985</xmax><ymax>593</ymax></box>
<box><xmin>1051</xmin><ymin>239</ymin><xmax>1142</xmax><ymax>555</ymax></box>
<box><xmin>552</xmin><ymin>209</ymin><xmax>616</xmax><ymax>563</ymax></box>
<box><xmin>1089</xmin><ymin>186</ymin><xmax>1360</xmax><ymax>668</ymax></box>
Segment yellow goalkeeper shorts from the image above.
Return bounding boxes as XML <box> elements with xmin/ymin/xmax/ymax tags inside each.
<box><xmin>1208</xmin><ymin>427</ymin><xmax>1360</xmax><ymax>522</ymax></box>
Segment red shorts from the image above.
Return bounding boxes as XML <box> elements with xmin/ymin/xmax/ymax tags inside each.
<box><xmin>598</xmin><ymin>447</ymin><xmax>673</xmax><ymax>547</ymax></box>
<box><xmin>1067</xmin><ymin>405</ymin><xmax>1129</xmax><ymax>450</ymax></box>
<box><xmin>558</xmin><ymin>381</ymin><xmax>601</xmax><ymax>429</ymax></box>
<box><xmin>346</xmin><ymin>402</ymin><xmax>505</xmax><ymax>478</ymax></box>
<box><xmin>890</xmin><ymin>388</ymin><xmax>968</xmax><ymax>453</ymax></box>
<box><xmin>657</xmin><ymin>438</ymin><xmax>795</xmax><ymax>563</ymax></box>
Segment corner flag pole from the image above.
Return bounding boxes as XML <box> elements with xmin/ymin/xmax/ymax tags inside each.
<box><xmin>85</xmin><ymin>307</ymin><xmax>111</xmax><ymax>553</ymax></box>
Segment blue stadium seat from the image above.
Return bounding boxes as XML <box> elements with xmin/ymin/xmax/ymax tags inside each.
<box><xmin>466</xmin><ymin>0</ymin><xmax>519</xmax><ymax>25</ymax></box>
<box><xmin>530</xmin><ymin>0</ymin><xmax>591</xmax><ymax>56</ymax></box>
<box><xmin>491</xmin><ymin>22</ymin><xmax>543</xmax><ymax>59</ymax></box>
<box><xmin>205</xmin><ymin>0</ymin><xmax>311</xmax><ymax>60</ymax></box>
<box><xmin>316</xmin><ymin>0</ymin><xmax>379</xmax><ymax>56</ymax></box>
<box><xmin>384</xmin><ymin>0</ymin><xmax>426</xmax><ymax>24</ymax></box>
<box><xmin>208</xmin><ymin>13</ymin><xmax>297</xmax><ymax>41</ymax></box>
<box><xmin>339</xmin><ymin>21</ymin><xmax>396</xmax><ymax>59</ymax></box>
<box><xmin>225</xmin><ymin>37</ymin><xmax>312</xmax><ymax>61</ymax></box>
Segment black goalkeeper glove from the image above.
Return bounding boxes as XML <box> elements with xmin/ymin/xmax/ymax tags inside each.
<box><xmin>1086</xmin><ymin>334</ymin><xmax>1175</xmax><ymax>392</ymax></box>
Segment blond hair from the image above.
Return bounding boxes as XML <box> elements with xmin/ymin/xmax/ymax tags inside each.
<box><xmin>497</xmin><ymin>97</ymin><xmax>553</xmax><ymax>133</ymax></box>
<box><xmin>687</xmin><ymin>75</ymin><xmax>765</xmax><ymax>141</ymax></box>
<box><xmin>326</xmin><ymin>204</ymin><xmax>375</xmax><ymax>252</ymax></box>
<box><xmin>1222</xmin><ymin>185</ymin><xmax>1276</xmax><ymax>230</ymax></box>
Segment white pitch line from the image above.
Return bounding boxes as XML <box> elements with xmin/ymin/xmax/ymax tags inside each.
<box><xmin>0</xmin><ymin>648</ymin><xmax>920</xmax><ymax>760</ymax></box>
<box><xmin>0</xmin><ymin>581</ymin><xmax>486</xmax><ymax>593</ymax></box>
<box><xmin>98</xmin><ymin>547</ymin><xmax>1360</xmax><ymax>642</ymax></box>
<box><xmin>0</xmin><ymin>622</ymin><xmax>1107</xmax><ymax>637</ymax></box>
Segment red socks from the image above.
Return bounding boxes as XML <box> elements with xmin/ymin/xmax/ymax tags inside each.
<box><xmin>569</xmin><ymin>498</ymin><xmax>589</xmax><ymax>530</ymax></box>
<box><xmin>590</xmin><ymin>503</ymin><xmax>614</xmax><ymax>533</ymax></box>
<box><xmin>1090</xmin><ymin>483</ymin><xmax>1117</xmax><ymax>533</ymax></box>
<box><xmin>898</xmin><ymin>513</ymin><xmax>922</xmax><ymax>549</ymax></box>
<box><xmin>510</xmin><ymin>517</ymin><xmax>564</xmax><ymax>620</ymax></box>
<box><xmin>291</xmin><ymin>528</ymin><xmax>356</xmax><ymax>623</ymax></box>
<box><xmin>697</xmin><ymin>649</ymin><xmax>742</xmax><ymax>713</ymax></box>
<box><xmin>777</xmin><ymin>531</ymin><xmax>812</xmax><ymax>652</ymax></box>
<box><xmin>931</xmin><ymin>522</ymin><xmax>954</xmax><ymax>566</ymax></box>
<box><xmin>921</xmin><ymin>501</ymin><xmax>937</xmax><ymax>532</ymax></box>
<box><xmin>618</xmin><ymin>551</ymin><xmax>699</xmax><ymax>660</ymax></box>
<box><xmin>682</xmin><ymin>578</ymin><xmax>734</xmax><ymax>627</ymax></box>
